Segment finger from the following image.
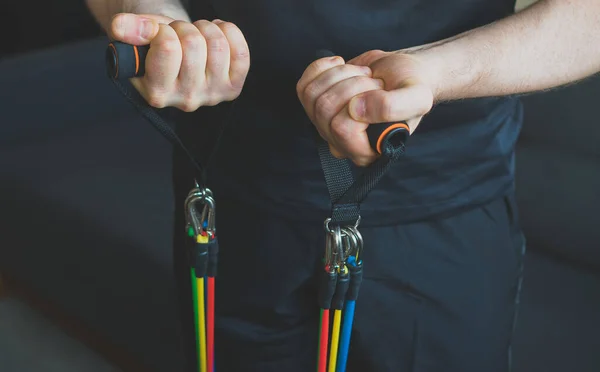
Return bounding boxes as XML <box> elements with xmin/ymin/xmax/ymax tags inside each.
<box><xmin>314</xmin><ymin>76</ymin><xmax>383</xmax><ymax>131</ymax></box>
<box><xmin>347</xmin><ymin>49</ymin><xmax>387</xmax><ymax>67</ymax></box>
<box><xmin>329</xmin><ymin>108</ymin><xmax>374</xmax><ymax>167</ymax></box>
<box><xmin>296</xmin><ymin>55</ymin><xmax>345</xmax><ymax>101</ymax></box>
<box><xmin>328</xmin><ymin>144</ymin><xmax>346</xmax><ymax>159</ymax></box>
<box><xmin>301</xmin><ymin>64</ymin><xmax>372</xmax><ymax>120</ymax></box>
<box><xmin>213</xmin><ymin>20</ymin><xmax>250</xmax><ymax>91</ymax></box>
<box><xmin>194</xmin><ymin>20</ymin><xmax>230</xmax><ymax>83</ymax></box>
<box><xmin>348</xmin><ymin>85</ymin><xmax>433</xmax><ymax>130</ymax></box>
<box><xmin>131</xmin><ymin>24</ymin><xmax>182</xmax><ymax>108</ymax></box>
<box><xmin>110</xmin><ymin>13</ymin><xmax>160</xmax><ymax>44</ymax></box>
<box><xmin>170</xmin><ymin>21</ymin><xmax>207</xmax><ymax>97</ymax></box>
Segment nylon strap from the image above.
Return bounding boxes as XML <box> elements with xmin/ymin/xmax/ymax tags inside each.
<box><xmin>317</xmin><ymin>136</ymin><xmax>406</xmax><ymax>226</ymax></box>
<box><xmin>110</xmin><ymin>78</ymin><xmax>231</xmax><ymax>187</ymax></box>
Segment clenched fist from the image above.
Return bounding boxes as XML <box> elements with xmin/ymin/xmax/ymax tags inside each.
<box><xmin>297</xmin><ymin>50</ymin><xmax>435</xmax><ymax>166</ymax></box>
<box><xmin>110</xmin><ymin>13</ymin><xmax>250</xmax><ymax>112</ymax></box>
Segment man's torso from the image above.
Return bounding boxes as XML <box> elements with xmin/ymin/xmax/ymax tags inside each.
<box><xmin>179</xmin><ymin>0</ymin><xmax>522</xmax><ymax>225</ymax></box>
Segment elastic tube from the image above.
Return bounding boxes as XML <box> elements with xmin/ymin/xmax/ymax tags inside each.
<box><xmin>328</xmin><ymin>309</ymin><xmax>343</xmax><ymax>372</ymax></box>
<box><xmin>336</xmin><ymin>300</ymin><xmax>356</xmax><ymax>372</ymax></box>
<box><xmin>318</xmin><ymin>308</ymin><xmax>330</xmax><ymax>372</ymax></box>
<box><xmin>191</xmin><ymin>269</ymin><xmax>200</xmax><ymax>372</ymax></box>
<box><xmin>197</xmin><ymin>277</ymin><xmax>208</xmax><ymax>372</ymax></box>
<box><xmin>207</xmin><ymin>277</ymin><xmax>215</xmax><ymax>372</ymax></box>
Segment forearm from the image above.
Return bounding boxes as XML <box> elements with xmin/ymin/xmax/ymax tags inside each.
<box><xmin>86</xmin><ymin>0</ymin><xmax>190</xmax><ymax>31</ymax></box>
<box><xmin>413</xmin><ymin>0</ymin><xmax>600</xmax><ymax>102</ymax></box>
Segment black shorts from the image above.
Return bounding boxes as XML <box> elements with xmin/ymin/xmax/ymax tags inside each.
<box><xmin>172</xmin><ymin>187</ymin><xmax>525</xmax><ymax>372</ymax></box>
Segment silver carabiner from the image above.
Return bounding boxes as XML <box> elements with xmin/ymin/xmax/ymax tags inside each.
<box><xmin>185</xmin><ymin>187</ymin><xmax>215</xmax><ymax>238</ymax></box>
<box><xmin>202</xmin><ymin>195</ymin><xmax>216</xmax><ymax>236</ymax></box>
<box><xmin>345</xmin><ymin>226</ymin><xmax>363</xmax><ymax>264</ymax></box>
<box><xmin>324</xmin><ymin>221</ymin><xmax>343</xmax><ymax>273</ymax></box>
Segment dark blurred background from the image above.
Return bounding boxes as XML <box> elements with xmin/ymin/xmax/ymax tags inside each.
<box><xmin>1</xmin><ymin>1</ymin><xmax>599</xmax><ymax>372</ymax></box>
<box><xmin>1</xmin><ymin>1</ymin><xmax>103</xmax><ymax>58</ymax></box>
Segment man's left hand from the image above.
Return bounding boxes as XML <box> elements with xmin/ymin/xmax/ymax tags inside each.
<box><xmin>297</xmin><ymin>50</ymin><xmax>436</xmax><ymax>166</ymax></box>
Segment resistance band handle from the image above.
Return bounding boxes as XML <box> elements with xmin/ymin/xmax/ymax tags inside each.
<box><xmin>106</xmin><ymin>41</ymin><xmax>149</xmax><ymax>79</ymax></box>
<box><xmin>315</xmin><ymin>50</ymin><xmax>410</xmax><ymax>155</ymax></box>
<box><xmin>367</xmin><ymin>122</ymin><xmax>410</xmax><ymax>155</ymax></box>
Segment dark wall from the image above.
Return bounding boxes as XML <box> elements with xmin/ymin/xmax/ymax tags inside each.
<box><xmin>2</xmin><ymin>1</ymin><xmax>104</xmax><ymax>58</ymax></box>
<box><xmin>1</xmin><ymin>1</ymin><xmax>196</xmax><ymax>59</ymax></box>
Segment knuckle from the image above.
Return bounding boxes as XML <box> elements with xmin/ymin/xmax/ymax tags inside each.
<box><xmin>218</xmin><ymin>21</ymin><xmax>239</xmax><ymax>34</ymax></box>
<box><xmin>226</xmin><ymin>84</ymin><xmax>243</xmax><ymax>100</ymax></box>
<box><xmin>330</xmin><ymin>117</ymin><xmax>351</xmax><ymax>140</ymax></box>
<box><xmin>228</xmin><ymin>77</ymin><xmax>246</xmax><ymax>92</ymax></box>
<box><xmin>178</xmin><ymin>101</ymin><xmax>198</xmax><ymax>112</ymax></box>
<box><xmin>314</xmin><ymin>93</ymin><xmax>335</xmax><ymax>121</ymax></box>
<box><xmin>146</xmin><ymin>91</ymin><xmax>169</xmax><ymax>109</ymax></box>
<box><xmin>201</xmin><ymin>92</ymin><xmax>221</xmax><ymax>107</ymax></box>
<box><xmin>303</xmin><ymin>81</ymin><xmax>320</xmax><ymax>101</ymax></box>
<box><xmin>233</xmin><ymin>44</ymin><xmax>250</xmax><ymax>60</ymax></box>
<box><xmin>380</xmin><ymin>93</ymin><xmax>396</xmax><ymax>120</ymax></box>
<box><xmin>207</xmin><ymin>35</ymin><xmax>227</xmax><ymax>52</ymax></box>
<box><xmin>179</xmin><ymin>33</ymin><xmax>204</xmax><ymax>51</ymax></box>
<box><xmin>295</xmin><ymin>80</ymin><xmax>304</xmax><ymax>97</ymax></box>
<box><xmin>155</xmin><ymin>37</ymin><xmax>180</xmax><ymax>54</ymax></box>
<box><xmin>313</xmin><ymin>58</ymin><xmax>333</xmax><ymax>72</ymax></box>
<box><xmin>352</xmin><ymin>156</ymin><xmax>371</xmax><ymax>167</ymax></box>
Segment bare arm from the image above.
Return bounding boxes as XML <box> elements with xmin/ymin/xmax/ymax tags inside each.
<box><xmin>413</xmin><ymin>0</ymin><xmax>600</xmax><ymax>102</ymax></box>
<box><xmin>85</xmin><ymin>0</ymin><xmax>191</xmax><ymax>31</ymax></box>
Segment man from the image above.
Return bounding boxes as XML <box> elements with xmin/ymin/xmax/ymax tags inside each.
<box><xmin>87</xmin><ymin>0</ymin><xmax>600</xmax><ymax>371</ymax></box>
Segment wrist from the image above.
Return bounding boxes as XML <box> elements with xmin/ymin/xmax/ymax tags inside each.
<box><xmin>406</xmin><ymin>36</ymin><xmax>489</xmax><ymax>103</ymax></box>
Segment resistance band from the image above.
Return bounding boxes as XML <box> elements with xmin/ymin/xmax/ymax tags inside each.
<box><xmin>314</xmin><ymin>49</ymin><xmax>410</xmax><ymax>372</ymax></box>
<box><xmin>105</xmin><ymin>42</ymin><xmax>409</xmax><ymax>372</ymax></box>
<box><xmin>106</xmin><ymin>41</ymin><xmax>226</xmax><ymax>372</ymax></box>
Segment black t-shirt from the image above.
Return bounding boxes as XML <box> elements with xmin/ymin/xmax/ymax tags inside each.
<box><xmin>182</xmin><ymin>0</ymin><xmax>523</xmax><ymax>226</ymax></box>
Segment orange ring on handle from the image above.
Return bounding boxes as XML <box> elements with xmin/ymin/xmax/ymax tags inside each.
<box><xmin>376</xmin><ymin>122</ymin><xmax>410</xmax><ymax>154</ymax></box>
<box><xmin>108</xmin><ymin>43</ymin><xmax>118</xmax><ymax>79</ymax></box>
<box><xmin>133</xmin><ymin>45</ymin><xmax>140</xmax><ymax>75</ymax></box>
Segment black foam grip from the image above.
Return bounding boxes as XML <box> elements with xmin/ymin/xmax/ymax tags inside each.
<box><xmin>366</xmin><ymin>122</ymin><xmax>410</xmax><ymax>155</ymax></box>
<box><xmin>314</xmin><ymin>50</ymin><xmax>409</xmax><ymax>154</ymax></box>
<box><xmin>106</xmin><ymin>41</ymin><xmax>149</xmax><ymax>79</ymax></box>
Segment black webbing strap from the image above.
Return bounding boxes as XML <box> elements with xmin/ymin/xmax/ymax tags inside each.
<box><xmin>318</xmin><ymin>137</ymin><xmax>406</xmax><ymax>226</ymax></box>
<box><xmin>110</xmin><ymin>78</ymin><xmax>231</xmax><ymax>187</ymax></box>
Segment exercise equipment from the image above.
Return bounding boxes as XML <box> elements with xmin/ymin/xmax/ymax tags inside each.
<box><xmin>105</xmin><ymin>41</ymin><xmax>410</xmax><ymax>372</ymax></box>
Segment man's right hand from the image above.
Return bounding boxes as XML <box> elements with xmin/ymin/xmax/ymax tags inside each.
<box><xmin>110</xmin><ymin>13</ymin><xmax>250</xmax><ymax>112</ymax></box>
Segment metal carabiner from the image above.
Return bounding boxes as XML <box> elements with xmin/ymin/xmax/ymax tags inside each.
<box><xmin>345</xmin><ymin>226</ymin><xmax>363</xmax><ymax>265</ymax></box>
<box><xmin>324</xmin><ymin>220</ymin><xmax>342</xmax><ymax>274</ymax></box>
<box><xmin>185</xmin><ymin>187</ymin><xmax>215</xmax><ymax>239</ymax></box>
<box><xmin>201</xmin><ymin>195</ymin><xmax>216</xmax><ymax>238</ymax></box>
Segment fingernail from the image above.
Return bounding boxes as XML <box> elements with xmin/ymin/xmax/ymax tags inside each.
<box><xmin>349</xmin><ymin>96</ymin><xmax>366</xmax><ymax>120</ymax></box>
<box><xmin>212</xmin><ymin>19</ymin><xmax>224</xmax><ymax>24</ymax></box>
<box><xmin>360</xmin><ymin>66</ymin><xmax>371</xmax><ymax>75</ymax></box>
<box><xmin>376</xmin><ymin>78</ymin><xmax>385</xmax><ymax>88</ymax></box>
<box><xmin>139</xmin><ymin>19</ymin><xmax>156</xmax><ymax>41</ymax></box>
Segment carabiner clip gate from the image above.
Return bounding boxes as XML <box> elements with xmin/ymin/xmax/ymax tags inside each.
<box><xmin>185</xmin><ymin>187</ymin><xmax>216</xmax><ymax>243</ymax></box>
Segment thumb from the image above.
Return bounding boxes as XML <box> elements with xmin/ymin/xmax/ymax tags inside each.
<box><xmin>110</xmin><ymin>13</ymin><xmax>172</xmax><ymax>45</ymax></box>
<box><xmin>348</xmin><ymin>85</ymin><xmax>433</xmax><ymax>129</ymax></box>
